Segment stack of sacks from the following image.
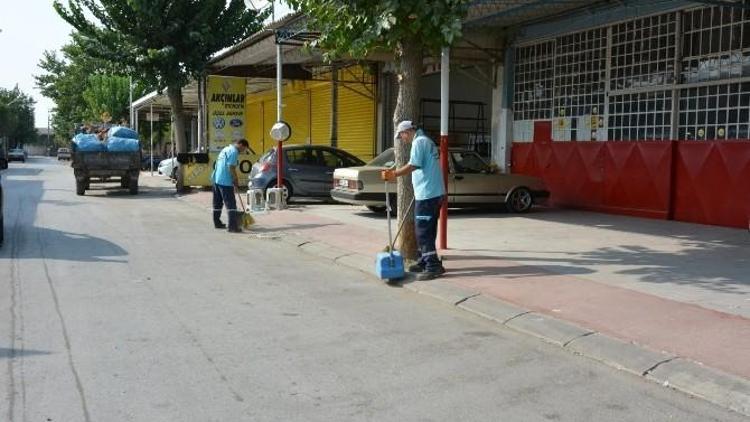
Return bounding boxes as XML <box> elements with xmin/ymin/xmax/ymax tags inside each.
<box><xmin>72</xmin><ymin>133</ymin><xmax>106</xmax><ymax>152</ymax></box>
<box><xmin>108</xmin><ymin>126</ymin><xmax>139</xmax><ymax>139</ymax></box>
<box><xmin>107</xmin><ymin>136</ymin><xmax>141</xmax><ymax>152</ymax></box>
<box><xmin>106</xmin><ymin>126</ymin><xmax>140</xmax><ymax>152</ymax></box>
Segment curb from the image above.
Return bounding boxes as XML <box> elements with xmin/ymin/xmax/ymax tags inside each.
<box><xmin>260</xmin><ymin>225</ymin><xmax>750</xmax><ymax>417</ymax></box>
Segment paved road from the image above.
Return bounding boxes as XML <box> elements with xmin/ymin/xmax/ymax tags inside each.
<box><xmin>0</xmin><ymin>157</ymin><xmax>744</xmax><ymax>422</ymax></box>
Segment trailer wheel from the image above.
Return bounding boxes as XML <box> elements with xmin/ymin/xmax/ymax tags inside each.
<box><xmin>76</xmin><ymin>180</ymin><xmax>86</xmax><ymax>196</ymax></box>
<box><xmin>128</xmin><ymin>176</ymin><xmax>139</xmax><ymax>195</ymax></box>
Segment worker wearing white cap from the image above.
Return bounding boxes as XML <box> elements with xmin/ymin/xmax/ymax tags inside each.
<box><xmin>381</xmin><ymin>120</ymin><xmax>446</xmax><ymax>280</ymax></box>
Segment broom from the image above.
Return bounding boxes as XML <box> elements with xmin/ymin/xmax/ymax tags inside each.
<box><xmin>235</xmin><ymin>190</ymin><xmax>255</xmax><ymax>229</ymax></box>
<box><xmin>381</xmin><ymin>197</ymin><xmax>414</xmax><ymax>253</ymax></box>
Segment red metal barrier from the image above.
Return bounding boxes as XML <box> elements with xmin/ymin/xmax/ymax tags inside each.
<box><xmin>511</xmin><ymin>140</ymin><xmax>750</xmax><ymax>229</ymax></box>
<box><xmin>601</xmin><ymin>142</ymin><xmax>673</xmax><ymax>219</ymax></box>
<box><xmin>673</xmin><ymin>141</ymin><xmax>750</xmax><ymax>228</ymax></box>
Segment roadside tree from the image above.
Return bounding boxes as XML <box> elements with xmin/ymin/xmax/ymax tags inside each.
<box><xmin>286</xmin><ymin>0</ymin><xmax>469</xmax><ymax>258</ymax></box>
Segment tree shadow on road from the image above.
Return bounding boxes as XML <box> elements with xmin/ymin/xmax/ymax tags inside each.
<box><xmin>1</xmin><ymin>173</ymin><xmax>129</xmax><ymax>263</ymax></box>
<box><xmin>0</xmin><ymin>348</ymin><xmax>52</xmax><ymax>359</ymax></box>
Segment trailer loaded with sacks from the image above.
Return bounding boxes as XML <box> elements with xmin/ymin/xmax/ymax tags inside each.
<box><xmin>71</xmin><ymin>126</ymin><xmax>141</xmax><ymax>196</ymax></box>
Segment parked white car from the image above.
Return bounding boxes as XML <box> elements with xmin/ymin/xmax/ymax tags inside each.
<box><xmin>57</xmin><ymin>147</ymin><xmax>71</xmax><ymax>160</ymax></box>
<box><xmin>158</xmin><ymin>157</ymin><xmax>178</xmax><ymax>179</ymax></box>
<box><xmin>331</xmin><ymin>148</ymin><xmax>549</xmax><ymax>213</ymax></box>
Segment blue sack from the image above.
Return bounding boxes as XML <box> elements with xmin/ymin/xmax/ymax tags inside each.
<box><xmin>107</xmin><ymin>136</ymin><xmax>140</xmax><ymax>152</ymax></box>
<box><xmin>73</xmin><ymin>134</ymin><xmax>105</xmax><ymax>152</ymax></box>
<box><xmin>108</xmin><ymin>126</ymin><xmax>139</xmax><ymax>140</ymax></box>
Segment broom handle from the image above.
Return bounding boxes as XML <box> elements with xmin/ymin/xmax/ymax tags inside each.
<box><xmin>385</xmin><ymin>181</ymin><xmax>394</xmax><ymax>258</ymax></box>
<box><xmin>235</xmin><ymin>188</ymin><xmax>246</xmax><ymax>212</ymax></box>
<box><xmin>392</xmin><ymin>197</ymin><xmax>415</xmax><ymax>245</ymax></box>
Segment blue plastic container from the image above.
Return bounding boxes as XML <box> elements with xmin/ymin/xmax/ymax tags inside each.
<box><xmin>375</xmin><ymin>251</ymin><xmax>404</xmax><ymax>281</ymax></box>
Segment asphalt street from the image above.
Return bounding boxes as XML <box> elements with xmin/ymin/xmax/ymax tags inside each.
<box><xmin>0</xmin><ymin>157</ymin><xmax>745</xmax><ymax>422</ymax></box>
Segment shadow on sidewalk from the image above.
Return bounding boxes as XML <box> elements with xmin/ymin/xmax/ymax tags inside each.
<box><xmin>448</xmin><ymin>242</ymin><xmax>749</xmax><ymax>295</ymax></box>
<box><xmin>441</xmin><ymin>254</ymin><xmax>595</xmax><ymax>279</ymax></box>
<box><xmin>250</xmin><ymin>222</ymin><xmax>343</xmax><ymax>233</ymax></box>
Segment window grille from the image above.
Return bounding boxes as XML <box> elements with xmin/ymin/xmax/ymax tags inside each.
<box><xmin>513</xmin><ymin>41</ymin><xmax>555</xmax><ymax>121</ymax></box>
<box><xmin>552</xmin><ymin>28</ymin><xmax>607</xmax><ymax>141</ymax></box>
<box><xmin>609</xmin><ymin>91</ymin><xmax>673</xmax><ymax>141</ymax></box>
<box><xmin>678</xmin><ymin>82</ymin><xmax>750</xmax><ymax>140</ymax></box>
<box><xmin>512</xmin><ymin>4</ymin><xmax>750</xmax><ymax>142</ymax></box>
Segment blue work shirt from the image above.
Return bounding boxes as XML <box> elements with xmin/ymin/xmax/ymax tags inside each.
<box><xmin>408</xmin><ymin>130</ymin><xmax>445</xmax><ymax>201</ymax></box>
<box><xmin>212</xmin><ymin>145</ymin><xmax>239</xmax><ymax>187</ymax></box>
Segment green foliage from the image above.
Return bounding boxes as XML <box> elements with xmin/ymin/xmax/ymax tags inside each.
<box><xmin>286</xmin><ymin>0</ymin><xmax>469</xmax><ymax>61</ymax></box>
<box><xmin>35</xmin><ymin>33</ymin><xmax>135</xmax><ymax>144</ymax></box>
<box><xmin>83</xmin><ymin>74</ymin><xmax>147</xmax><ymax>123</ymax></box>
<box><xmin>53</xmin><ymin>0</ymin><xmax>268</xmax><ymax>91</ymax></box>
<box><xmin>0</xmin><ymin>87</ymin><xmax>37</xmax><ymax>148</ymax></box>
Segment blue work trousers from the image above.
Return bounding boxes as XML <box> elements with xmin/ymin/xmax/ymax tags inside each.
<box><xmin>213</xmin><ymin>184</ymin><xmax>238</xmax><ymax>230</ymax></box>
<box><xmin>415</xmin><ymin>196</ymin><xmax>444</xmax><ymax>271</ymax></box>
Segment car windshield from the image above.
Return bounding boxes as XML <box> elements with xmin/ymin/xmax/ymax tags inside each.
<box><xmin>451</xmin><ymin>151</ymin><xmax>490</xmax><ymax>173</ymax></box>
<box><xmin>367</xmin><ymin>148</ymin><xmax>395</xmax><ymax>167</ymax></box>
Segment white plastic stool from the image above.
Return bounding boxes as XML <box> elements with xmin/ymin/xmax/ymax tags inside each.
<box><xmin>265</xmin><ymin>187</ymin><xmax>287</xmax><ymax>210</ymax></box>
<box><xmin>247</xmin><ymin>188</ymin><xmax>266</xmax><ymax>212</ymax></box>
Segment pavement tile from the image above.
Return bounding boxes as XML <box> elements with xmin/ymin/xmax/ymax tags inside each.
<box><xmin>457</xmin><ymin>295</ymin><xmax>528</xmax><ymax>324</ymax></box>
<box><xmin>566</xmin><ymin>333</ymin><xmax>675</xmax><ymax>377</ymax></box>
<box><xmin>505</xmin><ymin>312</ymin><xmax>594</xmax><ymax>347</ymax></box>
<box><xmin>299</xmin><ymin>241</ymin><xmax>349</xmax><ymax>261</ymax></box>
<box><xmin>404</xmin><ymin>280</ymin><xmax>480</xmax><ymax>306</ymax></box>
<box><xmin>647</xmin><ymin>358</ymin><xmax>750</xmax><ymax>417</ymax></box>
<box><xmin>335</xmin><ymin>253</ymin><xmax>376</xmax><ymax>276</ymax></box>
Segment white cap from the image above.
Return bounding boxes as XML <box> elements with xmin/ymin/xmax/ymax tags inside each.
<box><xmin>396</xmin><ymin>120</ymin><xmax>416</xmax><ymax>133</ymax></box>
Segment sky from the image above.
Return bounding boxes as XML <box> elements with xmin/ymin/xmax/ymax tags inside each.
<box><xmin>0</xmin><ymin>1</ymin><xmax>292</xmax><ymax>129</ymax></box>
<box><xmin>0</xmin><ymin>1</ymin><xmax>74</xmax><ymax>128</ymax></box>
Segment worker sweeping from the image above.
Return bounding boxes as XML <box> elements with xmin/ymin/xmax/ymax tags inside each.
<box><xmin>211</xmin><ymin>139</ymin><xmax>250</xmax><ymax>233</ymax></box>
<box><xmin>381</xmin><ymin>120</ymin><xmax>446</xmax><ymax>281</ymax></box>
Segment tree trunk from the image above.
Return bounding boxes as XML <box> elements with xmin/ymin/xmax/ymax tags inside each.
<box><xmin>393</xmin><ymin>38</ymin><xmax>423</xmax><ymax>260</ymax></box>
<box><xmin>167</xmin><ymin>84</ymin><xmax>187</xmax><ymax>191</ymax></box>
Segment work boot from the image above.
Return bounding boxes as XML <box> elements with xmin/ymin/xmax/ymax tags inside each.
<box><xmin>407</xmin><ymin>262</ymin><xmax>425</xmax><ymax>273</ymax></box>
<box><xmin>416</xmin><ymin>266</ymin><xmax>445</xmax><ymax>281</ymax></box>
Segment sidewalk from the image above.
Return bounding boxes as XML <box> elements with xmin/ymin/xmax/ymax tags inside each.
<box><xmin>161</xmin><ymin>177</ymin><xmax>750</xmax><ymax>415</ymax></box>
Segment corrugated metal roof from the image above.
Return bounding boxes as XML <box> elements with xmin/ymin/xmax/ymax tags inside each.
<box><xmin>466</xmin><ymin>0</ymin><xmax>616</xmax><ymax>27</ymax></box>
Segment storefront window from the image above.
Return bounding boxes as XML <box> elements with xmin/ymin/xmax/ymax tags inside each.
<box><xmin>512</xmin><ymin>5</ymin><xmax>750</xmax><ymax>142</ymax></box>
<box><xmin>553</xmin><ymin>28</ymin><xmax>607</xmax><ymax>141</ymax></box>
<box><xmin>678</xmin><ymin>82</ymin><xmax>750</xmax><ymax>140</ymax></box>
<box><xmin>513</xmin><ymin>41</ymin><xmax>554</xmax><ymax>121</ymax></box>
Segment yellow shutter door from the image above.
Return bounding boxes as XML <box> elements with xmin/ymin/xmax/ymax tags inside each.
<box><xmin>282</xmin><ymin>91</ymin><xmax>311</xmax><ymax>144</ymax></box>
<box><xmin>310</xmin><ymin>84</ymin><xmax>332</xmax><ymax>146</ymax></box>
<box><xmin>245</xmin><ymin>101</ymin><xmax>265</xmax><ymax>155</ymax></box>
<box><xmin>338</xmin><ymin>83</ymin><xmax>376</xmax><ymax>161</ymax></box>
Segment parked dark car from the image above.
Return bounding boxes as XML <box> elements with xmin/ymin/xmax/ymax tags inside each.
<box><xmin>249</xmin><ymin>145</ymin><xmax>365</xmax><ymax>199</ymax></box>
<box><xmin>141</xmin><ymin>154</ymin><xmax>163</xmax><ymax>170</ymax></box>
<box><xmin>0</xmin><ymin>161</ymin><xmax>6</xmax><ymax>246</ymax></box>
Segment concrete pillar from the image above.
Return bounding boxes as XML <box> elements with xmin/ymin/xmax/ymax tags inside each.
<box><xmin>491</xmin><ymin>61</ymin><xmax>513</xmax><ymax>173</ymax></box>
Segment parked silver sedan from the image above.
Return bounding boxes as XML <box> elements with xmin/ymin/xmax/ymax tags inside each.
<box><xmin>331</xmin><ymin>148</ymin><xmax>549</xmax><ymax>213</ymax></box>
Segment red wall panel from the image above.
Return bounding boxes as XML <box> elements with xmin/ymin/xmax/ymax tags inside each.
<box><xmin>510</xmin><ymin>140</ymin><xmax>750</xmax><ymax>229</ymax></box>
<box><xmin>601</xmin><ymin>142</ymin><xmax>672</xmax><ymax>219</ymax></box>
<box><xmin>673</xmin><ymin>142</ymin><xmax>750</xmax><ymax>228</ymax></box>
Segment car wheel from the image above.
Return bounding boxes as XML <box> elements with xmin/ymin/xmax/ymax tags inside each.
<box><xmin>367</xmin><ymin>205</ymin><xmax>386</xmax><ymax>213</ymax></box>
<box><xmin>506</xmin><ymin>187</ymin><xmax>533</xmax><ymax>213</ymax></box>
